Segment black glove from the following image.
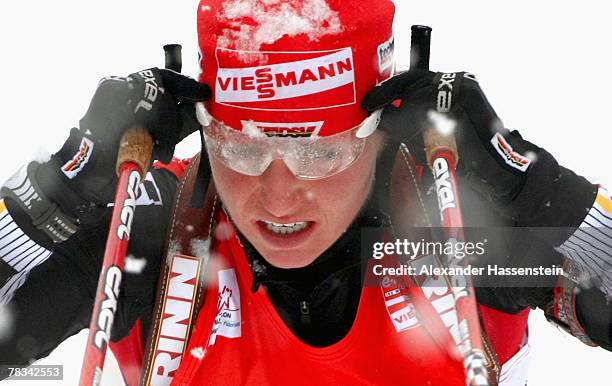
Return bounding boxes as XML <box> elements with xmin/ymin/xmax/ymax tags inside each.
<box><xmin>363</xmin><ymin>70</ymin><xmax>597</xmax><ymax>244</ymax></box>
<box><xmin>39</xmin><ymin>68</ymin><xmax>210</xmax><ymax>217</ymax></box>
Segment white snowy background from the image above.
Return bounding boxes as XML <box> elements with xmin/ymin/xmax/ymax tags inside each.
<box><xmin>0</xmin><ymin>0</ymin><xmax>611</xmax><ymax>385</ymax></box>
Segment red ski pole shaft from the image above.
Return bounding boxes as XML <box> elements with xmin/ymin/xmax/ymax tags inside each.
<box><xmin>424</xmin><ymin>132</ymin><xmax>491</xmax><ymax>386</ymax></box>
<box><xmin>79</xmin><ymin>128</ymin><xmax>153</xmax><ymax>386</ymax></box>
<box><xmin>410</xmin><ymin>25</ymin><xmax>492</xmax><ymax>386</ymax></box>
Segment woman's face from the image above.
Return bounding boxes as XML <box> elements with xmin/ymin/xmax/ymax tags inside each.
<box><xmin>210</xmin><ymin>132</ymin><xmax>382</xmax><ymax>268</ymax></box>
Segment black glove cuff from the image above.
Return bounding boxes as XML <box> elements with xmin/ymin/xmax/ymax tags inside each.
<box><xmin>500</xmin><ymin>147</ymin><xmax>556</xmax><ymax>220</ymax></box>
<box><xmin>501</xmin><ymin>148</ymin><xmax>597</xmax><ymax>245</ymax></box>
<box><xmin>1</xmin><ymin>162</ymin><xmax>79</xmax><ymax>243</ymax></box>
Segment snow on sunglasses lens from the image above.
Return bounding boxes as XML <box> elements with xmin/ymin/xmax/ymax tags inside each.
<box><xmin>202</xmin><ymin>120</ymin><xmax>370</xmax><ymax>180</ymax></box>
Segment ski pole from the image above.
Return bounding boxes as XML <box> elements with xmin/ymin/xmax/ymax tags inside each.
<box><xmin>410</xmin><ymin>25</ymin><xmax>493</xmax><ymax>386</ymax></box>
<box><xmin>79</xmin><ymin>45</ymin><xmax>182</xmax><ymax>386</ymax></box>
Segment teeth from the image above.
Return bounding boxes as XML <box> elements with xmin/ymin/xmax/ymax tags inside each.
<box><xmin>263</xmin><ymin>220</ymin><xmax>309</xmax><ymax>235</ymax></box>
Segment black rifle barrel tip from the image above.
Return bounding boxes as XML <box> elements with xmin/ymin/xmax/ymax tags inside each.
<box><xmin>410</xmin><ymin>25</ymin><xmax>432</xmax><ymax>42</ymax></box>
<box><xmin>163</xmin><ymin>44</ymin><xmax>182</xmax><ymax>49</ymax></box>
<box><xmin>163</xmin><ymin>44</ymin><xmax>183</xmax><ymax>73</ymax></box>
<box><xmin>409</xmin><ymin>25</ymin><xmax>432</xmax><ymax>71</ymax></box>
<box><xmin>411</xmin><ymin>25</ymin><xmax>432</xmax><ymax>34</ymax></box>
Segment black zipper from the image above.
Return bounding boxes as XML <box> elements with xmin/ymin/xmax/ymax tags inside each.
<box><xmin>300</xmin><ymin>300</ymin><xmax>311</xmax><ymax>326</ymax></box>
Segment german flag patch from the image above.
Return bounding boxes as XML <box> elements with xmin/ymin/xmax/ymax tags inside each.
<box><xmin>490</xmin><ymin>133</ymin><xmax>531</xmax><ymax>172</ymax></box>
<box><xmin>61</xmin><ymin>137</ymin><xmax>94</xmax><ymax>179</ymax></box>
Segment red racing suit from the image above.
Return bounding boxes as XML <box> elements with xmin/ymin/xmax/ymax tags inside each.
<box><xmin>107</xmin><ymin>157</ymin><xmax>532</xmax><ymax>386</ymax></box>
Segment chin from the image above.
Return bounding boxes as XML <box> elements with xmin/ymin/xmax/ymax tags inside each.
<box><xmin>259</xmin><ymin>249</ymin><xmax>319</xmax><ymax>269</ymax></box>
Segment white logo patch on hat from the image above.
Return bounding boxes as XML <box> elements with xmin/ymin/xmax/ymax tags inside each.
<box><xmin>240</xmin><ymin>120</ymin><xmax>324</xmax><ymax>137</ymax></box>
<box><xmin>378</xmin><ymin>36</ymin><xmax>395</xmax><ymax>74</ymax></box>
<box><xmin>215</xmin><ymin>47</ymin><xmax>356</xmax><ymax>111</ymax></box>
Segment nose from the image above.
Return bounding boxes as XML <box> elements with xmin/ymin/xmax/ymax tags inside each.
<box><xmin>260</xmin><ymin>159</ymin><xmax>303</xmax><ymax>218</ymax></box>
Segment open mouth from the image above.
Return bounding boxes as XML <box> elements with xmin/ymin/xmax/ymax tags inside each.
<box><xmin>261</xmin><ymin>220</ymin><xmax>310</xmax><ymax>235</ymax></box>
<box><xmin>255</xmin><ymin>219</ymin><xmax>316</xmax><ymax>250</ymax></box>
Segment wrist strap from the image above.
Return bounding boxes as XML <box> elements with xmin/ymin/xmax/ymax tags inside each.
<box><xmin>544</xmin><ymin>259</ymin><xmax>597</xmax><ymax>346</ymax></box>
<box><xmin>1</xmin><ymin>162</ymin><xmax>78</xmax><ymax>243</ymax></box>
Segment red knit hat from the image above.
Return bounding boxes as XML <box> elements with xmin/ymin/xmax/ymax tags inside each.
<box><xmin>197</xmin><ymin>0</ymin><xmax>395</xmax><ymax>137</ymax></box>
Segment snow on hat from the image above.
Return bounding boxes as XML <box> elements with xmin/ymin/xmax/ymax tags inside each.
<box><xmin>197</xmin><ymin>0</ymin><xmax>396</xmax><ymax>137</ymax></box>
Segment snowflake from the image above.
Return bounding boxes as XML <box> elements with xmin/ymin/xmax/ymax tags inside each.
<box><xmin>190</xmin><ymin>346</ymin><xmax>206</xmax><ymax>360</ymax></box>
<box><xmin>125</xmin><ymin>255</ymin><xmax>147</xmax><ymax>274</ymax></box>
